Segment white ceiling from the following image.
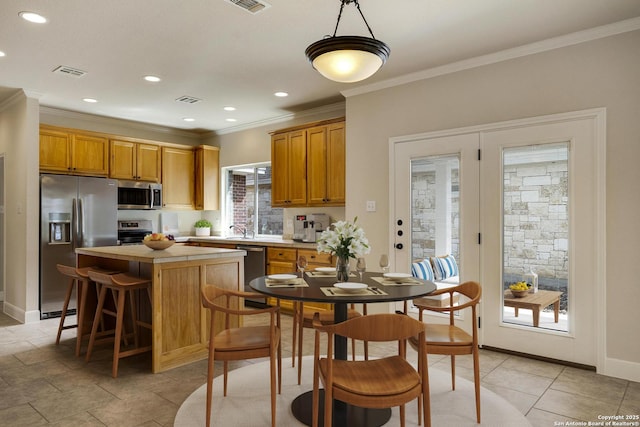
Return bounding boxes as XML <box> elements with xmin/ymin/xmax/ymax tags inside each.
<box><xmin>1</xmin><ymin>0</ymin><xmax>639</xmax><ymax>134</ymax></box>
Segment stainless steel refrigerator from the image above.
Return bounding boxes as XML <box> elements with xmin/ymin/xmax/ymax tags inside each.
<box><xmin>40</xmin><ymin>174</ymin><xmax>118</xmax><ymax>319</ymax></box>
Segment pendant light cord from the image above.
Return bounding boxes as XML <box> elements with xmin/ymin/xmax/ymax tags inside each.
<box><xmin>332</xmin><ymin>0</ymin><xmax>377</xmax><ymax>39</ymax></box>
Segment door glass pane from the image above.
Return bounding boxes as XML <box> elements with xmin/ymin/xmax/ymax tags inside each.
<box><xmin>502</xmin><ymin>143</ymin><xmax>569</xmax><ymax>332</ymax></box>
<box><xmin>411</xmin><ymin>154</ymin><xmax>460</xmax><ymax>272</ymax></box>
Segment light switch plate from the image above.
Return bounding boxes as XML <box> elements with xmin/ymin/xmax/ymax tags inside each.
<box><xmin>366</xmin><ymin>200</ymin><xmax>376</xmax><ymax>212</ymax></box>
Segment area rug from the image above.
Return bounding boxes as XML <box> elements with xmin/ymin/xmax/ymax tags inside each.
<box><xmin>174</xmin><ymin>356</ymin><xmax>530</xmax><ymax>426</ymax></box>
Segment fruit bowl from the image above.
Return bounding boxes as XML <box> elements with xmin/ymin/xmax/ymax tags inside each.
<box><xmin>143</xmin><ymin>240</ymin><xmax>175</xmax><ymax>250</ymax></box>
<box><xmin>510</xmin><ymin>289</ymin><xmax>529</xmax><ymax>298</ymax></box>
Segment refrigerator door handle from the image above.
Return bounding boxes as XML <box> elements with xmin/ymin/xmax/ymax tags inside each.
<box><xmin>77</xmin><ymin>198</ymin><xmax>84</xmax><ymax>247</ymax></box>
<box><xmin>71</xmin><ymin>198</ymin><xmax>77</xmax><ymax>250</ymax></box>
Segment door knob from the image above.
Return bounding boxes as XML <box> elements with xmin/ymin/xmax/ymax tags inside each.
<box><xmin>395</xmin><ymin>243</ymin><xmax>403</xmax><ymax>250</ymax></box>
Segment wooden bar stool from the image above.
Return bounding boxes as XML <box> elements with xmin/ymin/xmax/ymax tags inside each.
<box><xmin>75</xmin><ymin>266</ymin><xmax>120</xmax><ymax>356</ymax></box>
<box><xmin>85</xmin><ymin>271</ymin><xmax>152</xmax><ymax>378</ymax></box>
<box><xmin>54</xmin><ymin>265</ymin><xmax>83</xmax><ymax>351</ymax></box>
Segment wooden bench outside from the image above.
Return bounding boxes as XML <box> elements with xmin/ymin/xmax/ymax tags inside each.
<box><xmin>503</xmin><ymin>289</ymin><xmax>563</xmax><ymax>327</ymax></box>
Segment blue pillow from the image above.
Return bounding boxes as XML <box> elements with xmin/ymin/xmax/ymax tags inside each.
<box><xmin>411</xmin><ymin>259</ymin><xmax>434</xmax><ymax>281</ymax></box>
<box><xmin>432</xmin><ymin>255</ymin><xmax>459</xmax><ymax>280</ymax></box>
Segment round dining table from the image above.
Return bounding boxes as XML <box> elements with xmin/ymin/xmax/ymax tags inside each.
<box><xmin>250</xmin><ymin>271</ymin><xmax>436</xmax><ymax>427</ymax></box>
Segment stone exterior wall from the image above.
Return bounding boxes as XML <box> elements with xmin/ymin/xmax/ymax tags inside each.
<box><xmin>411</xmin><ymin>160</ymin><xmax>568</xmax><ymax>288</ymax></box>
<box><xmin>411</xmin><ymin>169</ymin><xmax>460</xmax><ymax>261</ymax></box>
<box><xmin>503</xmin><ymin>160</ymin><xmax>568</xmax><ymax>288</ymax></box>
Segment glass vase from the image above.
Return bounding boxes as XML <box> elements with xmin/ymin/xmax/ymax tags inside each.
<box><xmin>336</xmin><ymin>256</ymin><xmax>351</xmax><ymax>282</ymax></box>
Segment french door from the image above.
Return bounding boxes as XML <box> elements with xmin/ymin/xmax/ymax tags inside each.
<box><xmin>391</xmin><ymin>132</ymin><xmax>479</xmax><ymax>331</ymax></box>
<box><xmin>390</xmin><ymin>110</ymin><xmax>605</xmax><ymax>366</ymax></box>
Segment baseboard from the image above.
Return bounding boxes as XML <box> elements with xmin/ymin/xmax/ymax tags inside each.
<box><xmin>25</xmin><ymin>309</ymin><xmax>41</xmax><ymax>324</ymax></box>
<box><xmin>2</xmin><ymin>301</ymin><xmax>40</xmax><ymax>324</ymax></box>
<box><xmin>2</xmin><ymin>301</ymin><xmax>24</xmax><ymax>323</ymax></box>
<box><xmin>604</xmin><ymin>356</ymin><xmax>640</xmax><ymax>383</ymax></box>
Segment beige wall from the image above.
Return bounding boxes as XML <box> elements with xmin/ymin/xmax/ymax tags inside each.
<box><xmin>209</xmin><ymin>104</ymin><xmax>345</xmax><ymax>168</ymax></box>
<box><xmin>0</xmin><ymin>91</ymin><xmax>40</xmax><ymax>322</ymax></box>
<box><xmin>345</xmin><ymin>30</ymin><xmax>640</xmax><ymax>376</ymax></box>
<box><xmin>39</xmin><ymin>108</ymin><xmax>203</xmax><ymax>147</ymax></box>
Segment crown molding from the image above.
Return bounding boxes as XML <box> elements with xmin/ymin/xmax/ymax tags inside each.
<box><xmin>39</xmin><ymin>105</ymin><xmax>203</xmax><ymax>140</ymax></box>
<box><xmin>342</xmin><ymin>16</ymin><xmax>640</xmax><ymax>99</ymax></box>
<box><xmin>212</xmin><ymin>101</ymin><xmax>346</xmax><ymax>136</ymax></box>
<box><xmin>0</xmin><ymin>89</ymin><xmax>43</xmax><ymax>111</ymax></box>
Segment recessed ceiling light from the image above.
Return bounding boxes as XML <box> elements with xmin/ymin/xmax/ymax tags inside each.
<box><xmin>144</xmin><ymin>75</ymin><xmax>161</xmax><ymax>82</ymax></box>
<box><xmin>82</xmin><ymin>98</ymin><xmax>98</xmax><ymax>103</ymax></box>
<box><xmin>183</xmin><ymin>117</ymin><xmax>195</xmax><ymax>122</ymax></box>
<box><xmin>223</xmin><ymin>106</ymin><xmax>236</xmax><ymax>111</ymax></box>
<box><xmin>19</xmin><ymin>11</ymin><xmax>47</xmax><ymax>24</ymax></box>
<box><xmin>0</xmin><ymin>51</ymin><xmax>5</xmax><ymax>57</ymax></box>
<box><xmin>274</xmin><ymin>92</ymin><xmax>288</xmax><ymax>97</ymax></box>
<box><xmin>225</xmin><ymin>118</ymin><xmax>237</xmax><ymax>122</ymax></box>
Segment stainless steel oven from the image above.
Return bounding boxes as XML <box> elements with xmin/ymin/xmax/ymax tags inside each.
<box><xmin>117</xmin><ymin>219</ymin><xmax>153</xmax><ymax>245</ymax></box>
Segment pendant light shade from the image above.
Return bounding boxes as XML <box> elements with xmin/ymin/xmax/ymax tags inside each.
<box><xmin>305</xmin><ymin>1</ymin><xmax>390</xmax><ymax>83</ymax></box>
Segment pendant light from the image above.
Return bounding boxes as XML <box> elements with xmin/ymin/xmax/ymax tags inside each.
<box><xmin>305</xmin><ymin>0</ymin><xmax>390</xmax><ymax>83</ymax></box>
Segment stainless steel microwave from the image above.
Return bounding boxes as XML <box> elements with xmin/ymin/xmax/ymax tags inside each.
<box><xmin>117</xmin><ymin>181</ymin><xmax>162</xmax><ymax>210</ymax></box>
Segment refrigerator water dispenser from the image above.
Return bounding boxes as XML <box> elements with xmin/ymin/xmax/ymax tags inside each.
<box><xmin>48</xmin><ymin>213</ymin><xmax>71</xmax><ymax>244</ymax></box>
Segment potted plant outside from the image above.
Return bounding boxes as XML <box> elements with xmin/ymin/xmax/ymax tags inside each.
<box><xmin>194</xmin><ymin>219</ymin><xmax>212</xmax><ymax>237</ymax></box>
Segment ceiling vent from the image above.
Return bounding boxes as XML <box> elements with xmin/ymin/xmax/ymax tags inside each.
<box><xmin>224</xmin><ymin>0</ymin><xmax>271</xmax><ymax>14</ymax></box>
<box><xmin>175</xmin><ymin>96</ymin><xmax>202</xmax><ymax>104</ymax></box>
<box><xmin>52</xmin><ymin>65</ymin><xmax>87</xmax><ymax>78</ymax></box>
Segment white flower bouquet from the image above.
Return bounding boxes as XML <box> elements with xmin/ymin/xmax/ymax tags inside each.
<box><xmin>317</xmin><ymin>217</ymin><xmax>371</xmax><ymax>260</ymax></box>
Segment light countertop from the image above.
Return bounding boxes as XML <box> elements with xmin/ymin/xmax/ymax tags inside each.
<box><xmin>76</xmin><ymin>245</ymin><xmax>246</xmax><ymax>264</ymax></box>
<box><xmin>178</xmin><ymin>235</ymin><xmax>320</xmax><ymax>250</ymax></box>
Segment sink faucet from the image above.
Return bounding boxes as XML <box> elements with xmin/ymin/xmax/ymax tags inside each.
<box><xmin>229</xmin><ymin>224</ymin><xmax>252</xmax><ymax>239</ymax></box>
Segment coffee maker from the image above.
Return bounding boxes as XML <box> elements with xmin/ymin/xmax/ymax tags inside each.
<box><xmin>293</xmin><ymin>214</ymin><xmax>330</xmax><ymax>242</ymax></box>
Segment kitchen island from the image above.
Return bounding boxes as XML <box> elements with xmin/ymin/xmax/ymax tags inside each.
<box><xmin>75</xmin><ymin>245</ymin><xmax>245</xmax><ymax>373</ymax></box>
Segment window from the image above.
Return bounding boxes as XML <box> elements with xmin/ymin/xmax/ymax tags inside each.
<box><xmin>223</xmin><ymin>164</ymin><xmax>283</xmax><ymax>237</ymax></box>
<box><xmin>502</xmin><ymin>142</ymin><xmax>569</xmax><ymax>331</ymax></box>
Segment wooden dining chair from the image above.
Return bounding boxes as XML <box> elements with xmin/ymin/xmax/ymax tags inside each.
<box><xmin>312</xmin><ymin>312</ymin><xmax>431</xmax><ymax>427</ymax></box>
<box><xmin>201</xmin><ymin>285</ymin><xmax>282</xmax><ymax>427</ymax></box>
<box><xmin>410</xmin><ymin>281</ymin><xmax>482</xmax><ymax>423</ymax></box>
<box><xmin>291</xmin><ymin>301</ymin><xmax>368</xmax><ymax>384</ymax></box>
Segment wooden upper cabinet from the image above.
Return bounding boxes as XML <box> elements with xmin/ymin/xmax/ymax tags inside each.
<box><xmin>162</xmin><ymin>146</ymin><xmax>195</xmax><ymax>209</ymax></box>
<box><xmin>110</xmin><ymin>139</ymin><xmax>161</xmax><ymax>182</ymax></box>
<box><xmin>325</xmin><ymin>122</ymin><xmax>346</xmax><ymax>205</ymax></box>
<box><xmin>136</xmin><ymin>143</ymin><xmax>161</xmax><ymax>182</ymax></box>
<box><xmin>271</xmin><ymin>133</ymin><xmax>289</xmax><ymax>206</ymax></box>
<box><xmin>271</xmin><ymin>130</ymin><xmax>307</xmax><ymax>207</ymax></box>
<box><xmin>307</xmin><ymin>122</ymin><xmax>345</xmax><ymax>206</ymax></box>
<box><xmin>40</xmin><ymin>128</ymin><xmax>71</xmax><ymax>173</ymax></box>
<box><xmin>195</xmin><ymin>145</ymin><xmax>220</xmax><ymax>211</ymax></box>
<box><xmin>70</xmin><ymin>134</ymin><xmax>109</xmax><ymax>176</ymax></box>
<box><xmin>270</xmin><ymin>117</ymin><xmax>345</xmax><ymax>208</ymax></box>
<box><xmin>39</xmin><ymin>126</ymin><xmax>109</xmax><ymax>176</ymax></box>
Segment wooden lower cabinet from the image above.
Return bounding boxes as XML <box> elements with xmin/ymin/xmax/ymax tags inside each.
<box><xmin>266</xmin><ymin>247</ymin><xmax>297</xmax><ymax>275</ymax></box>
<box><xmin>266</xmin><ymin>246</ymin><xmax>331</xmax><ymax>312</ymax></box>
<box><xmin>298</xmin><ymin>248</ymin><xmax>333</xmax><ymax>271</ymax></box>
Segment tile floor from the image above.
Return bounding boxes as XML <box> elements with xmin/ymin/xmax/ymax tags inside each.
<box><xmin>0</xmin><ymin>309</ymin><xmax>638</xmax><ymax>426</ymax></box>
